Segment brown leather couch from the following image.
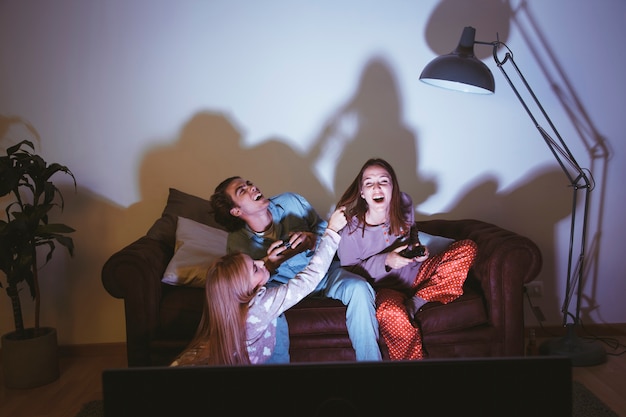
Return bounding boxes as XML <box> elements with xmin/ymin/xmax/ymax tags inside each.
<box><xmin>102</xmin><ymin>188</ymin><xmax>542</xmax><ymax>366</ymax></box>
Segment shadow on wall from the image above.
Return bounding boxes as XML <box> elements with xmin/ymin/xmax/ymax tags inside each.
<box><xmin>431</xmin><ymin>168</ymin><xmax>571</xmax><ymax>324</ymax></box>
<box><xmin>118</xmin><ymin>54</ymin><xmax>574</xmax><ymax>325</ymax></box>
<box><xmin>309</xmin><ymin>56</ymin><xmax>436</xmax><ymax>209</ymax></box>
<box><xmin>0</xmin><ymin>0</ymin><xmax>613</xmax><ymax>342</ymax></box>
<box><xmin>0</xmin><ymin>49</ymin><xmax>580</xmax><ymax>343</ymax></box>
<box><xmin>0</xmin><ymin>116</ymin><xmax>138</xmax><ymax>343</ymax></box>
<box><xmin>423</xmin><ymin>0</ymin><xmax>611</xmax><ymax>325</ymax></box>
<box><xmin>423</xmin><ymin>0</ymin><xmax>513</xmax><ymax>59</ymax></box>
<box><xmin>126</xmin><ymin>55</ymin><xmax>437</xmax><ymax>233</ymax></box>
<box><xmin>110</xmin><ymin>2</ymin><xmax>608</xmax><ymax>329</ymax></box>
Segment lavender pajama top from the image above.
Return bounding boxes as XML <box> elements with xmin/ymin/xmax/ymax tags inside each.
<box><xmin>337</xmin><ymin>192</ymin><xmax>422</xmax><ymax>293</ymax></box>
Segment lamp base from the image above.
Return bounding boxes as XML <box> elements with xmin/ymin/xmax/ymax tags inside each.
<box><xmin>539</xmin><ymin>323</ymin><xmax>607</xmax><ymax>367</ymax></box>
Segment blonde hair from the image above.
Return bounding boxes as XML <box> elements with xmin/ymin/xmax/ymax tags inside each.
<box><xmin>173</xmin><ymin>253</ymin><xmax>259</xmax><ymax>366</ymax></box>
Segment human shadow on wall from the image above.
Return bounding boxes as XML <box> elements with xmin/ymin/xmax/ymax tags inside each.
<box><xmin>126</xmin><ymin>111</ymin><xmax>334</xmax><ymax>241</ymax></box>
<box><xmin>309</xmin><ymin>56</ymin><xmax>436</xmax><ymax>207</ymax></box>
<box><xmin>128</xmin><ymin>55</ymin><xmax>434</xmax><ymax>236</ymax></box>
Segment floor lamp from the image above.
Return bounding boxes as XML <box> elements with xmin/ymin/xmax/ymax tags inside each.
<box><xmin>419</xmin><ymin>26</ymin><xmax>606</xmax><ymax>367</ymax></box>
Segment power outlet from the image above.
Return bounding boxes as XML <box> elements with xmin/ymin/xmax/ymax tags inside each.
<box><xmin>525</xmin><ymin>282</ymin><xmax>543</xmax><ymax>298</ymax></box>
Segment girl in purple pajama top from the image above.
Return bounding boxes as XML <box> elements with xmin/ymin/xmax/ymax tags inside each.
<box><xmin>335</xmin><ymin>158</ymin><xmax>477</xmax><ymax>360</ymax></box>
<box><xmin>171</xmin><ymin>207</ymin><xmax>347</xmax><ymax>366</ymax></box>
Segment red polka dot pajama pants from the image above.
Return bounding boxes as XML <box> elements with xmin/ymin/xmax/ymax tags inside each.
<box><xmin>375</xmin><ymin>239</ymin><xmax>478</xmax><ymax>360</ymax></box>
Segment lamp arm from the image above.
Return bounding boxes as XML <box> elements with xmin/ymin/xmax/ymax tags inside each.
<box><xmin>478</xmin><ymin>40</ymin><xmax>593</xmax><ymax>326</ymax></box>
<box><xmin>485</xmin><ymin>41</ymin><xmax>591</xmax><ymax>190</ymax></box>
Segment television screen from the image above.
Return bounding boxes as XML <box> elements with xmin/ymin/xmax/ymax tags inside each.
<box><xmin>103</xmin><ymin>356</ymin><xmax>572</xmax><ymax>417</ymax></box>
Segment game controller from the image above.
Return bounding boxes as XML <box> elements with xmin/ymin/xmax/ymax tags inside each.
<box><xmin>398</xmin><ymin>225</ymin><xmax>426</xmax><ymax>258</ymax></box>
<box><xmin>399</xmin><ymin>244</ymin><xmax>426</xmax><ymax>258</ymax></box>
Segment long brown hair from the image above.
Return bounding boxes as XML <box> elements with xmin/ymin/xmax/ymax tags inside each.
<box><xmin>336</xmin><ymin>158</ymin><xmax>409</xmax><ymax>237</ymax></box>
<box><xmin>174</xmin><ymin>253</ymin><xmax>258</xmax><ymax>366</ymax></box>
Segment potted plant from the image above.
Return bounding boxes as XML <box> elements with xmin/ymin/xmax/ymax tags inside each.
<box><xmin>0</xmin><ymin>135</ymin><xmax>76</xmax><ymax>389</ymax></box>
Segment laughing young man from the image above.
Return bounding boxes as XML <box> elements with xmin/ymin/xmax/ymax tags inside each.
<box><xmin>209</xmin><ymin>176</ymin><xmax>381</xmax><ymax>363</ymax></box>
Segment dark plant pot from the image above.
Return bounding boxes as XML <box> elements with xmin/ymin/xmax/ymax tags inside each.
<box><xmin>1</xmin><ymin>326</ymin><xmax>60</xmax><ymax>389</ymax></box>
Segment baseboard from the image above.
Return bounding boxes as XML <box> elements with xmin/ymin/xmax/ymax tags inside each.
<box><xmin>58</xmin><ymin>342</ymin><xmax>127</xmax><ymax>358</ymax></box>
<box><xmin>528</xmin><ymin>323</ymin><xmax>626</xmax><ymax>338</ymax></box>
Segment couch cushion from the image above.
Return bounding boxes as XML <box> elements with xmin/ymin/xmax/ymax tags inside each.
<box><xmin>147</xmin><ymin>188</ymin><xmax>225</xmax><ymax>247</ymax></box>
<box><xmin>422</xmin><ymin>326</ymin><xmax>496</xmax><ymax>358</ymax></box>
<box><xmin>285</xmin><ymin>297</ymin><xmax>348</xmax><ymax>336</ymax></box>
<box><xmin>162</xmin><ymin>216</ymin><xmax>228</xmax><ymax>287</ymax></box>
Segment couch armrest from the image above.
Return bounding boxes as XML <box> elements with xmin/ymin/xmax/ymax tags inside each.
<box><xmin>416</xmin><ymin>219</ymin><xmax>542</xmax><ymax>355</ymax></box>
<box><xmin>102</xmin><ymin>236</ymin><xmax>174</xmax><ymax>366</ymax></box>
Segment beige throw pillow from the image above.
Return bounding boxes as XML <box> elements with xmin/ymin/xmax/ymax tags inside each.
<box><xmin>162</xmin><ymin>216</ymin><xmax>228</xmax><ymax>287</ymax></box>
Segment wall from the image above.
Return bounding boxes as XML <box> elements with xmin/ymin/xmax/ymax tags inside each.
<box><xmin>1</xmin><ymin>0</ymin><xmax>624</xmax><ymax>345</ymax></box>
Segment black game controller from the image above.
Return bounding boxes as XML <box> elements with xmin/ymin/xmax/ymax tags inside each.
<box><xmin>398</xmin><ymin>225</ymin><xmax>426</xmax><ymax>258</ymax></box>
<box><xmin>399</xmin><ymin>244</ymin><xmax>426</xmax><ymax>258</ymax></box>
<box><xmin>279</xmin><ymin>238</ymin><xmax>292</xmax><ymax>249</ymax></box>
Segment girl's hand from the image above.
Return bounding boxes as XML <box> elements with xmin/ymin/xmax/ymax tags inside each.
<box><xmin>414</xmin><ymin>246</ymin><xmax>429</xmax><ymax>262</ymax></box>
<box><xmin>327</xmin><ymin>206</ymin><xmax>348</xmax><ymax>233</ymax></box>
<box><xmin>385</xmin><ymin>246</ymin><xmax>417</xmax><ymax>269</ymax></box>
